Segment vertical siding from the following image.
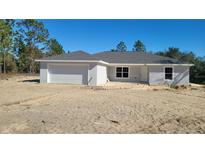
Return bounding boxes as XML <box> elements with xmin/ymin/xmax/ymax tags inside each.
<box><xmin>149</xmin><ymin>65</ymin><xmax>190</xmax><ymax>85</ymax></box>
<box><xmin>40</xmin><ymin>62</ymin><xmax>47</xmax><ymax>83</ymax></box>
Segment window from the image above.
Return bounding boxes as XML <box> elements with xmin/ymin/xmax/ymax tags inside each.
<box><xmin>116</xmin><ymin>67</ymin><xmax>129</xmax><ymax>78</ymax></box>
<box><xmin>165</xmin><ymin>67</ymin><xmax>173</xmax><ymax>80</ymax></box>
<box><xmin>116</xmin><ymin>67</ymin><xmax>122</xmax><ymax>77</ymax></box>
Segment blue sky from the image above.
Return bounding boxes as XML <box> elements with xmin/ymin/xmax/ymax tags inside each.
<box><xmin>40</xmin><ymin>19</ymin><xmax>205</xmax><ymax>57</ymax></box>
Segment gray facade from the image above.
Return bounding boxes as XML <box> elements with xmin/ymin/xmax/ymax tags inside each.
<box><xmin>107</xmin><ymin>65</ymin><xmax>149</xmax><ymax>83</ymax></box>
<box><xmin>148</xmin><ymin>65</ymin><xmax>190</xmax><ymax>85</ymax></box>
<box><xmin>108</xmin><ymin>66</ymin><xmax>141</xmax><ymax>82</ymax></box>
<box><xmin>40</xmin><ymin>62</ymin><xmax>47</xmax><ymax>83</ymax></box>
<box><xmin>106</xmin><ymin>65</ymin><xmax>190</xmax><ymax>85</ymax></box>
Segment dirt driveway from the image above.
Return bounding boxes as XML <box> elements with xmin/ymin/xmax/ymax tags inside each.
<box><xmin>0</xmin><ymin>75</ymin><xmax>205</xmax><ymax>133</ymax></box>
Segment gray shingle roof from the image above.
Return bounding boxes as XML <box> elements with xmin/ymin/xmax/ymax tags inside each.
<box><xmin>38</xmin><ymin>50</ymin><xmax>188</xmax><ymax>64</ymax></box>
<box><xmin>40</xmin><ymin>51</ymin><xmax>98</xmax><ymax>61</ymax></box>
<box><xmin>93</xmin><ymin>51</ymin><xmax>183</xmax><ymax>64</ymax></box>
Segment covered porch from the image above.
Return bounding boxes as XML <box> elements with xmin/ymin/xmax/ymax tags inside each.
<box><xmin>107</xmin><ymin>65</ymin><xmax>149</xmax><ymax>83</ymax></box>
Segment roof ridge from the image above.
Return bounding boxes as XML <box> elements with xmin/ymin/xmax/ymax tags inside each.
<box><xmin>71</xmin><ymin>50</ymin><xmax>91</xmax><ymax>55</ymax></box>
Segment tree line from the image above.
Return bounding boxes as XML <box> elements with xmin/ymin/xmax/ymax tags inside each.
<box><xmin>0</xmin><ymin>19</ymin><xmax>65</xmax><ymax>74</ymax></box>
<box><xmin>111</xmin><ymin>40</ymin><xmax>146</xmax><ymax>52</ymax></box>
<box><xmin>0</xmin><ymin>20</ymin><xmax>204</xmax><ymax>84</ymax></box>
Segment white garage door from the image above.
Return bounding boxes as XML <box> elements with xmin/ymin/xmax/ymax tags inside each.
<box><xmin>48</xmin><ymin>64</ymin><xmax>88</xmax><ymax>84</ymax></box>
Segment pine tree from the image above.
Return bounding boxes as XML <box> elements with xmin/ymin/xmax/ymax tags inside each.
<box><xmin>116</xmin><ymin>41</ymin><xmax>127</xmax><ymax>52</ymax></box>
<box><xmin>133</xmin><ymin>40</ymin><xmax>146</xmax><ymax>52</ymax></box>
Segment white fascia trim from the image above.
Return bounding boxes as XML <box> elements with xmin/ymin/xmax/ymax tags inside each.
<box><xmin>98</xmin><ymin>60</ymin><xmax>109</xmax><ymax>65</ymax></box>
<box><xmin>109</xmin><ymin>63</ymin><xmax>145</xmax><ymax>66</ymax></box>
<box><xmin>35</xmin><ymin>60</ymin><xmax>193</xmax><ymax>67</ymax></box>
<box><xmin>35</xmin><ymin>59</ymin><xmax>109</xmax><ymax>65</ymax></box>
<box><xmin>146</xmin><ymin>64</ymin><xmax>194</xmax><ymax>66</ymax></box>
<box><xmin>109</xmin><ymin>63</ymin><xmax>193</xmax><ymax>66</ymax></box>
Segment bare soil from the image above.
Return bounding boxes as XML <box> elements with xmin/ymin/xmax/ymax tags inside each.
<box><xmin>0</xmin><ymin>74</ymin><xmax>205</xmax><ymax>133</ymax></box>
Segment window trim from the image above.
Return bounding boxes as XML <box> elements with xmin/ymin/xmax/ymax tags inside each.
<box><xmin>115</xmin><ymin>66</ymin><xmax>130</xmax><ymax>79</ymax></box>
<box><xmin>164</xmin><ymin>66</ymin><xmax>174</xmax><ymax>81</ymax></box>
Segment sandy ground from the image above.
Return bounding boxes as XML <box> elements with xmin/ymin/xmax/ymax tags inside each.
<box><xmin>0</xmin><ymin>74</ymin><xmax>205</xmax><ymax>133</ymax></box>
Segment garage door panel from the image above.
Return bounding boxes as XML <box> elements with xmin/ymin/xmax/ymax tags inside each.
<box><xmin>49</xmin><ymin>74</ymin><xmax>84</xmax><ymax>84</ymax></box>
<box><xmin>48</xmin><ymin>64</ymin><xmax>88</xmax><ymax>84</ymax></box>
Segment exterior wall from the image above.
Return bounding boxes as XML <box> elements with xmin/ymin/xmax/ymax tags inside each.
<box><xmin>40</xmin><ymin>62</ymin><xmax>47</xmax><ymax>83</ymax></box>
<box><xmin>140</xmin><ymin>66</ymin><xmax>148</xmax><ymax>82</ymax></box>
<box><xmin>88</xmin><ymin>63</ymin><xmax>97</xmax><ymax>86</ymax></box>
<box><xmin>96</xmin><ymin>64</ymin><xmax>107</xmax><ymax>85</ymax></box>
<box><xmin>172</xmin><ymin>66</ymin><xmax>190</xmax><ymax>85</ymax></box>
<box><xmin>88</xmin><ymin>63</ymin><xmax>107</xmax><ymax>86</ymax></box>
<box><xmin>107</xmin><ymin>66</ymin><xmax>141</xmax><ymax>82</ymax></box>
<box><xmin>148</xmin><ymin>66</ymin><xmax>164</xmax><ymax>85</ymax></box>
<box><xmin>39</xmin><ymin>61</ymin><xmax>190</xmax><ymax>86</ymax></box>
<box><xmin>148</xmin><ymin>65</ymin><xmax>190</xmax><ymax>85</ymax></box>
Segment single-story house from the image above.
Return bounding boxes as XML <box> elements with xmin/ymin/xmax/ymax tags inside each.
<box><xmin>35</xmin><ymin>51</ymin><xmax>193</xmax><ymax>86</ymax></box>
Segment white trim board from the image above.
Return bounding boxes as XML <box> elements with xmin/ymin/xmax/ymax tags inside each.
<box><xmin>109</xmin><ymin>63</ymin><xmax>194</xmax><ymax>66</ymax></box>
<box><xmin>146</xmin><ymin>64</ymin><xmax>194</xmax><ymax>66</ymax></box>
<box><xmin>35</xmin><ymin>59</ymin><xmax>109</xmax><ymax>65</ymax></box>
<box><xmin>36</xmin><ymin>60</ymin><xmax>193</xmax><ymax>67</ymax></box>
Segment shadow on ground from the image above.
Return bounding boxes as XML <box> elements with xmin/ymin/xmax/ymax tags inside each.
<box><xmin>19</xmin><ymin>79</ymin><xmax>40</xmax><ymax>83</ymax></box>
